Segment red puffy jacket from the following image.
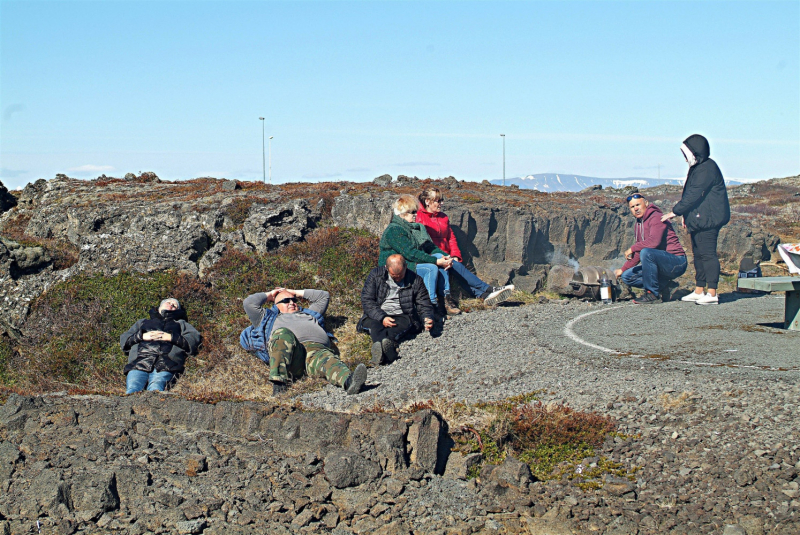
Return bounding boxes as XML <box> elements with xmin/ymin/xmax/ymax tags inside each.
<box><xmin>416</xmin><ymin>209</ymin><xmax>463</xmax><ymax>260</ymax></box>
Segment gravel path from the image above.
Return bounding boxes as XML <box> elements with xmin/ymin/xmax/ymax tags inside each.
<box><xmin>301</xmin><ymin>294</ymin><xmax>798</xmax><ymax>412</ymax></box>
<box><xmin>298</xmin><ymin>294</ymin><xmax>800</xmax><ymax>533</ymax></box>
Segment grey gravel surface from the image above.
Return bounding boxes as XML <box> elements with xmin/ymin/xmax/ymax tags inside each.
<box><xmin>298</xmin><ymin>294</ymin><xmax>800</xmax><ymax>533</ymax></box>
<box><xmin>301</xmin><ymin>294</ymin><xmax>798</xmax><ymax>412</ymax></box>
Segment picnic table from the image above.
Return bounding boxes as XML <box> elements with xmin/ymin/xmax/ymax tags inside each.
<box><xmin>737</xmin><ymin>277</ymin><xmax>800</xmax><ymax>330</ymax></box>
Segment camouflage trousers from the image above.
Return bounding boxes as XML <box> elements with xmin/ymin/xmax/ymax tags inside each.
<box><xmin>267</xmin><ymin>328</ymin><xmax>351</xmax><ymax>387</ymax></box>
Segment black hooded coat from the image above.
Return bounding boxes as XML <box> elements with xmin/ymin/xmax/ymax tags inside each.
<box><xmin>671</xmin><ymin>134</ymin><xmax>730</xmax><ymax>232</ymax></box>
<box><xmin>121</xmin><ymin>307</ymin><xmax>201</xmax><ymax>374</ymax></box>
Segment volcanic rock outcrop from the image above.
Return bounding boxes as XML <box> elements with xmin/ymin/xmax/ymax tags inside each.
<box><xmin>0</xmin><ymin>174</ymin><xmax>787</xmax><ymax>334</ymax></box>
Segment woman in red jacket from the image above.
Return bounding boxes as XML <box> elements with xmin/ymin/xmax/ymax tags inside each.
<box><xmin>417</xmin><ymin>187</ymin><xmax>514</xmax><ymax>314</ymax></box>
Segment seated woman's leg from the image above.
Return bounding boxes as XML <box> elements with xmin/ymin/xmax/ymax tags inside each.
<box><xmin>431</xmin><ymin>253</ymin><xmax>451</xmax><ymax>298</ymax></box>
<box><xmin>126</xmin><ymin>370</ymin><xmax>149</xmax><ymax>394</ymax></box>
<box><xmin>413</xmin><ymin>263</ymin><xmax>439</xmax><ymax>305</ymax></box>
<box><xmin>145</xmin><ymin>370</ymin><xmax>175</xmax><ymax>391</ymax></box>
<box><xmin>449</xmin><ymin>260</ymin><xmax>491</xmax><ymax>297</ymax></box>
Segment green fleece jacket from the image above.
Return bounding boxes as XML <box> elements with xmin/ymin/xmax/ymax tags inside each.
<box><xmin>379</xmin><ymin>215</ymin><xmax>447</xmax><ymax>271</ymax></box>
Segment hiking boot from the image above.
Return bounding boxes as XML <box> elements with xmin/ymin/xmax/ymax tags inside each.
<box><xmin>696</xmin><ymin>293</ymin><xmax>719</xmax><ymax>305</ymax></box>
<box><xmin>271</xmin><ymin>381</ymin><xmax>290</xmax><ymax>396</ymax></box>
<box><xmin>681</xmin><ymin>291</ymin><xmax>705</xmax><ymax>302</ymax></box>
<box><xmin>344</xmin><ymin>363</ymin><xmax>367</xmax><ymax>395</ymax></box>
<box><xmin>381</xmin><ymin>338</ymin><xmax>398</xmax><ymax>363</ymax></box>
<box><xmin>370</xmin><ymin>341</ymin><xmax>384</xmax><ymax>366</ymax></box>
<box><xmin>633</xmin><ymin>291</ymin><xmax>660</xmax><ymax>304</ymax></box>
<box><xmin>481</xmin><ymin>285</ymin><xmax>515</xmax><ymax>307</ymax></box>
<box><xmin>661</xmin><ymin>280</ymin><xmax>679</xmax><ymax>302</ymax></box>
<box><xmin>444</xmin><ymin>295</ymin><xmax>462</xmax><ymax>316</ymax></box>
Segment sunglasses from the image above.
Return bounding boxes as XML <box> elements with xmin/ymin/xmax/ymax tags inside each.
<box><xmin>406</xmin><ymin>210</ymin><xmax>418</xmax><ymax>215</ymax></box>
<box><xmin>276</xmin><ymin>297</ymin><xmax>298</xmax><ymax>305</ymax></box>
<box><xmin>626</xmin><ymin>193</ymin><xmax>644</xmax><ymax>202</ymax></box>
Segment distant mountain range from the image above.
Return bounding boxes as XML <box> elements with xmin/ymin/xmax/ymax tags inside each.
<box><xmin>490</xmin><ymin>174</ymin><xmax>743</xmax><ymax>192</ymax></box>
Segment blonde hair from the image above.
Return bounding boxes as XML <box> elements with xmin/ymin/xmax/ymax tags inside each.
<box><xmin>418</xmin><ymin>187</ymin><xmax>442</xmax><ymax>209</ymax></box>
<box><xmin>393</xmin><ymin>194</ymin><xmax>419</xmax><ymax>216</ymax></box>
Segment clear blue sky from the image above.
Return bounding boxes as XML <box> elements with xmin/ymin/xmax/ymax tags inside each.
<box><xmin>1</xmin><ymin>0</ymin><xmax>798</xmax><ymax>190</ymax></box>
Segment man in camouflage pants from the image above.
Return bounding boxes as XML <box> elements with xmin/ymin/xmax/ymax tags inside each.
<box><xmin>243</xmin><ymin>288</ymin><xmax>367</xmax><ymax>396</ymax></box>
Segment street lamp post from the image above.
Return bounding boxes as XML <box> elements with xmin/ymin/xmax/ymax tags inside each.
<box><xmin>259</xmin><ymin>117</ymin><xmax>265</xmax><ymax>183</ymax></box>
<box><xmin>269</xmin><ymin>136</ymin><xmax>274</xmax><ymax>184</ymax></box>
<box><xmin>500</xmin><ymin>134</ymin><xmax>505</xmax><ymax>186</ymax></box>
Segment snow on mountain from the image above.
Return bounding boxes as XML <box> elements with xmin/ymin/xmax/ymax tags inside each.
<box><xmin>490</xmin><ymin>174</ymin><xmax>683</xmax><ymax>192</ymax></box>
<box><xmin>490</xmin><ymin>173</ymin><xmax>744</xmax><ymax>191</ymax></box>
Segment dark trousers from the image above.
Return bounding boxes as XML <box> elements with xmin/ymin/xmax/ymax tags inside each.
<box><xmin>361</xmin><ymin>315</ymin><xmax>413</xmax><ymax>343</ymax></box>
<box><xmin>690</xmin><ymin>227</ymin><xmax>721</xmax><ymax>290</ymax></box>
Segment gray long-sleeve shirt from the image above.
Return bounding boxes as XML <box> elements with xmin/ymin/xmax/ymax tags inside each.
<box><xmin>243</xmin><ymin>290</ymin><xmax>331</xmax><ymax>346</ymax></box>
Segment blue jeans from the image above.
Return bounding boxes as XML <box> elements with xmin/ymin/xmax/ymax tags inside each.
<box><xmin>621</xmin><ymin>248</ymin><xmax>687</xmax><ymax>297</ymax></box>
<box><xmin>433</xmin><ymin>254</ymin><xmax>491</xmax><ymax>298</ymax></box>
<box><xmin>126</xmin><ymin>370</ymin><xmax>175</xmax><ymax>394</ymax></box>
<box><xmin>414</xmin><ymin>263</ymin><xmax>440</xmax><ymax>305</ymax></box>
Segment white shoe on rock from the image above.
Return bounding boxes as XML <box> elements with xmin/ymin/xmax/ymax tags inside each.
<box><xmin>681</xmin><ymin>292</ymin><xmax>705</xmax><ymax>302</ymax></box>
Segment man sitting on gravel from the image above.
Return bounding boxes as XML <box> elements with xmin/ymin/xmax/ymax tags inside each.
<box><xmin>358</xmin><ymin>254</ymin><xmax>435</xmax><ymax>365</ymax></box>
<box><xmin>240</xmin><ymin>288</ymin><xmax>367</xmax><ymax>396</ymax></box>
<box><xmin>614</xmin><ymin>193</ymin><xmax>687</xmax><ymax>304</ymax></box>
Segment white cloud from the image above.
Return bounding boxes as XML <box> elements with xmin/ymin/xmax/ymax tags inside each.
<box><xmin>68</xmin><ymin>164</ymin><xmax>115</xmax><ymax>173</ymax></box>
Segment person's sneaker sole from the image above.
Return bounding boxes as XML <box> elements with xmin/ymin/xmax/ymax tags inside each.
<box><xmin>370</xmin><ymin>341</ymin><xmax>384</xmax><ymax>366</ymax></box>
<box><xmin>484</xmin><ymin>288</ymin><xmax>513</xmax><ymax>307</ymax></box>
<box><xmin>381</xmin><ymin>338</ymin><xmax>397</xmax><ymax>363</ymax></box>
<box><xmin>695</xmin><ymin>296</ymin><xmax>719</xmax><ymax>305</ymax></box>
<box><xmin>345</xmin><ymin>363</ymin><xmax>367</xmax><ymax>395</ymax></box>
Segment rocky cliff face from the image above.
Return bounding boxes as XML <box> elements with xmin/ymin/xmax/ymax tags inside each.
<box><xmin>331</xmin><ymin>181</ymin><xmax>782</xmax><ymax>291</ymax></box>
<box><xmin>0</xmin><ymin>392</ymin><xmax>475</xmax><ymax>534</ymax></box>
<box><xmin>0</xmin><ymin>174</ymin><xmax>786</xmax><ymax>333</ymax></box>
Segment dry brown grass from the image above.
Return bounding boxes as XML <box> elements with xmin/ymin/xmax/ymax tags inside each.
<box><xmin>659</xmin><ymin>391</ymin><xmax>693</xmax><ymax>410</ymax></box>
<box><xmin>458</xmin><ymin>289</ymin><xmax>539</xmax><ymax>312</ymax></box>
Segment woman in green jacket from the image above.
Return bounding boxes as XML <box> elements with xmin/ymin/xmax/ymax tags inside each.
<box><xmin>379</xmin><ymin>194</ymin><xmax>452</xmax><ymax>307</ymax></box>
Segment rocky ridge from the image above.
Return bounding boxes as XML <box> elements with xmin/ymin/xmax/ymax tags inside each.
<box><xmin>0</xmin><ymin>174</ymin><xmax>788</xmax><ymax>335</ymax></box>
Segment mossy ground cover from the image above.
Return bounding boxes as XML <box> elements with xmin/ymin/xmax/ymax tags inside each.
<box><xmin>1</xmin><ymin>227</ymin><xmax>380</xmax><ymax>399</ymax></box>
<box><xmin>439</xmin><ymin>393</ymin><xmax>635</xmax><ymax>488</ymax></box>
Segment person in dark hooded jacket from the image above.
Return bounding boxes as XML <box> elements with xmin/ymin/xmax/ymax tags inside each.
<box><xmin>661</xmin><ymin>134</ymin><xmax>730</xmax><ymax>305</ymax></box>
<box><xmin>120</xmin><ymin>298</ymin><xmax>201</xmax><ymax>393</ymax></box>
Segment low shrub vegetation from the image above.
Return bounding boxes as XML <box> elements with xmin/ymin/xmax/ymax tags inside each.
<box><xmin>445</xmin><ymin>393</ymin><xmax>632</xmax><ymax>487</ymax></box>
<box><xmin>2</xmin><ymin>227</ymin><xmax>379</xmax><ymax>398</ymax></box>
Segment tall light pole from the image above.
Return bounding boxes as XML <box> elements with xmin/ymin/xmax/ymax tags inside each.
<box><xmin>500</xmin><ymin>134</ymin><xmax>506</xmax><ymax>186</ymax></box>
<box><xmin>269</xmin><ymin>136</ymin><xmax>274</xmax><ymax>184</ymax></box>
<box><xmin>259</xmin><ymin>117</ymin><xmax>265</xmax><ymax>183</ymax></box>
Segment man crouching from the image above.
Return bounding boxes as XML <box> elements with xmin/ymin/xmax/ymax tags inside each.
<box><xmin>241</xmin><ymin>288</ymin><xmax>367</xmax><ymax>396</ymax></box>
<box><xmin>359</xmin><ymin>254</ymin><xmax>435</xmax><ymax>366</ymax></box>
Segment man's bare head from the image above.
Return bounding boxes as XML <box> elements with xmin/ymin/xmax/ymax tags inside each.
<box><xmin>386</xmin><ymin>254</ymin><xmax>407</xmax><ymax>282</ymax></box>
<box><xmin>275</xmin><ymin>290</ymin><xmax>299</xmax><ymax>314</ymax></box>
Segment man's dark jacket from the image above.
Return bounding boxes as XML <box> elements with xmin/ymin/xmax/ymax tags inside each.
<box><xmin>121</xmin><ymin>307</ymin><xmax>201</xmax><ymax>374</ymax></box>
<box><xmin>672</xmin><ymin>134</ymin><xmax>730</xmax><ymax>232</ymax></box>
<box><xmin>358</xmin><ymin>266</ymin><xmax>435</xmax><ymax>332</ymax></box>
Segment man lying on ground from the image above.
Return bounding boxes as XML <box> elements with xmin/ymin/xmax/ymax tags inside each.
<box><xmin>120</xmin><ymin>298</ymin><xmax>201</xmax><ymax>394</ymax></box>
<box><xmin>241</xmin><ymin>288</ymin><xmax>367</xmax><ymax>396</ymax></box>
<box><xmin>359</xmin><ymin>254</ymin><xmax>435</xmax><ymax>366</ymax></box>
<box><xmin>614</xmin><ymin>193</ymin><xmax>687</xmax><ymax>304</ymax></box>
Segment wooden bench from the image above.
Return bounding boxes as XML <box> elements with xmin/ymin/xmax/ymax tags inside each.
<box><xmin>737</xmin><ymin>277</ymin><xmax>800</xmax><ymax>330</ymax></box>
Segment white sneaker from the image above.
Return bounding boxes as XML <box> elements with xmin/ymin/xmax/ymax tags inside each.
<box><xmin>484</xmin><ymin>285</ymin><xmax>515</xmax><ymax>307</ymax></box>
<box><xmin>695</xmin><ymin>293</ymin><xmax>719</xmax><ymax>305</ymax></box>
<box><xmin>681</xmin><ymin>292</ymin><xmax>705</xmax><ymax>302</ymax></box>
